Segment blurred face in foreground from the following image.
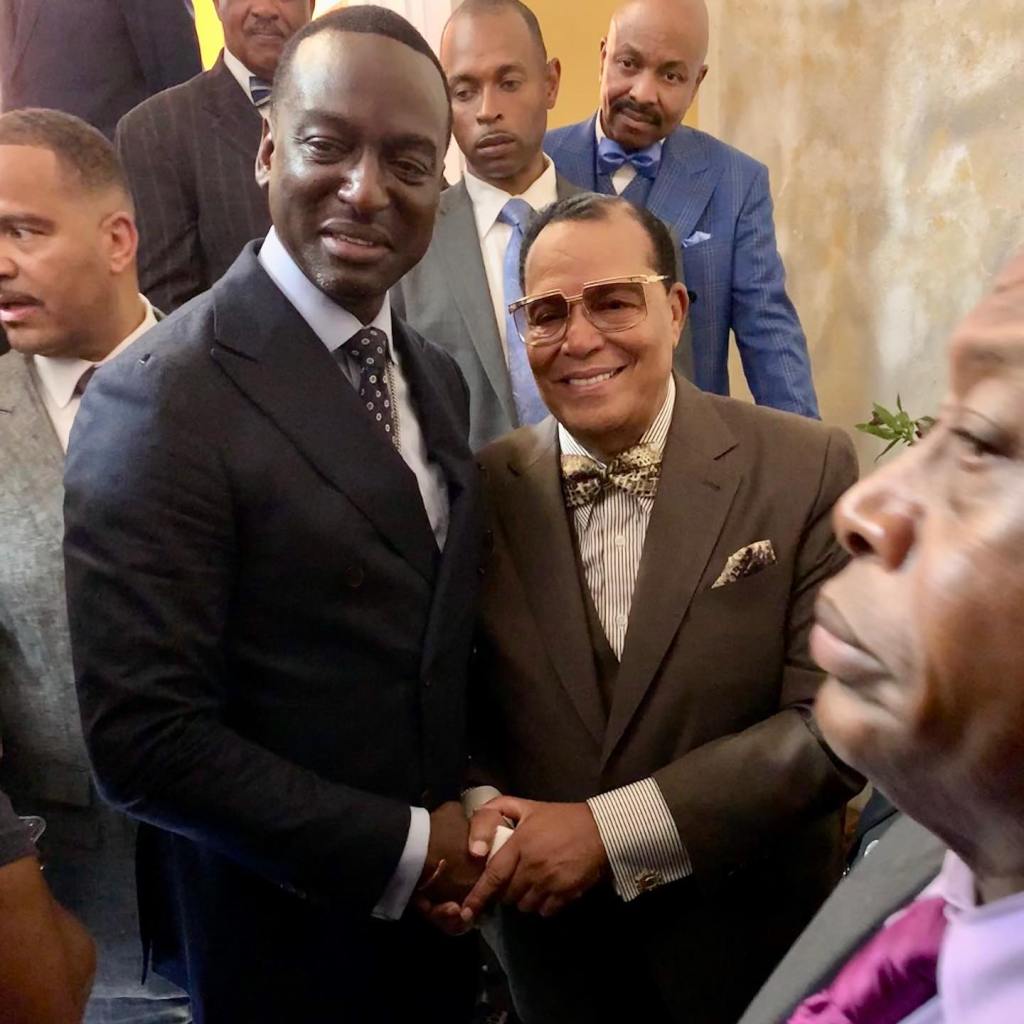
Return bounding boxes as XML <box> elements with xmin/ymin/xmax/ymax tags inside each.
<box><xmin>813</xmin><ymin>251</ymin><xmax>1024</xmax><ymax>896</ymax></box>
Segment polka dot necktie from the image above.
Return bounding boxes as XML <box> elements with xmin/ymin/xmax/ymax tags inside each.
<box><xmin>343</xmin><ymin>327</ymin><xmax>398</xmax><ymax>448</ymax></box>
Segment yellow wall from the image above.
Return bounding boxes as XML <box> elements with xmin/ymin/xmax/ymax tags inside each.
<box><xmin>195</xmin><ymin>0</ymin><xmax>223</xmax><ymax>68</ymax></box>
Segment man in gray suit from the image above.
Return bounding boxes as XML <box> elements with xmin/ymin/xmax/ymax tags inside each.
<box><xmin>739</xmin><ymin>250</ymin><xmax>1024</xmax><ymax>1024</ymax></box>
<box><xmin>394</xmin><ymin>0</ymin><xmax>574</xmax><ymax>450</ymax></box>
<box><xmin>0</xmin><ymin>109</ymin><xmax>188</xmax><ymax>1023</ymax></box>
<box><xmin>116</xmin><ymin>0</ymin><xmax>314</xmax><ymax>313</ymax></box>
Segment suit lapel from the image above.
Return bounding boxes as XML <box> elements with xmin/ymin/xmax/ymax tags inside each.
<box><xmin>0</xmin><ymin>352</ymin><xmax>64</xmax><ymax>489</ymax></box>
<box><xmin>434</xmin><ymin>183</ymin><xmax>516</xmax><ymax>426</ymax></box>
<box><xmin>647</xmin><ymin>127</ymin><xmax>721</xmax><ymax>245</ymax></box>
<box><xmin>547</xmin><ymin>117</ymin><xmax>600</xmax><ymax>192</ymax></box>
<box><xmin>602</xmin><ymin>377</ymin><xmax>741</xmax><ymax>765</ymax></box>
<box><xmin>201</xmin><ymin>54</ymin><xmax>264</xmax><ymax>162</ymax></box>
<box><xmin>494</xmin><ymin>421</ymin><xmax>606</xmax><ymax>744</ymax></box>
<box><xmin>209</xmin><ymin>246</ymin><xmax>438</xmax><ymax>582</ymax></box>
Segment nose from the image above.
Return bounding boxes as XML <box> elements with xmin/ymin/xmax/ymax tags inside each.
<box><xmin>248</xmin><ymin>0</ymin><xmax>279</xmax><ymax>17</ymax></box>
<box><xmin>628</xmin><ymin>70</ymin><xmax>659</xmax><ymax>108</ymax></box>
<box><xmin>559</xmin><ymin>303</ymin><xmax>603</xmax><ymax>359</ymax></box>
<box><xmin>0</xmin><ymin>250</ymin><xmax>16</xmax><ymax>280</ymax></box>
<box><xmin>476</xmin><ymin>83</ymin><xmax>502</xmax><ymax>125</ymax></box>
<box><xmin>337</xmin><ymin>151</ymin><xmax>389</xmax><ymax>216</ymax></box>
<box><xmin>832</xmin><ymin>458</ymin><xmax>921</xmax><ymax>570</ymax></box>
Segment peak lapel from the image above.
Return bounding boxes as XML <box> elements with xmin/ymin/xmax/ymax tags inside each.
<box><xmin>602</xmin><ymin>379</ymin><xmax>741</xmax><ymax>765</ymax></box>
<box><xmin>647</xmin><ymin>128</ymin><xmax>721</xmax><ymax>247</ymax></box>
<box><xmin>435</xmin><ymin>184</ymin><xmax>516</xmax><ymax>426</ymax></box>
<box><xmin>210</xmin><ymin>247</ymin><xmax>437</xmax><ymax>582</ymax></box>
<box><xmin>493</xmin><ymin>421</ymin><xmax>606</xmax><ymax>744</ymax></box>
<box><xmin>201</xmin><ymin>56</ymin><xmax>264</xmax><ymax>162</ymax></box>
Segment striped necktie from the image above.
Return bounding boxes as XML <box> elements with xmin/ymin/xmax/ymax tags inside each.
<box><xmin>249</xmin><ymin>76</ymin><xmax>272</xmax><ymax>108</ymax></box>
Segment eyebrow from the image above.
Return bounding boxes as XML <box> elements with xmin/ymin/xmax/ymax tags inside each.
<box><xmin>0</xmin><ymin>213</ymin><xmax>54</xmax><ymax>231</ymax></box>
<box><xmin>449</xmin><ymin>63</ymin><xmax>528</xmax><ymax>87</ymax></box>
<box><xmin>614</xmin><ymin>44</ymin><xmax>690</xmax><ymax>76</ymax></box>
<box><xmin>295</xmin><ymin>110</ymin><xmax>440</xmax><ymax>154</ymax></box>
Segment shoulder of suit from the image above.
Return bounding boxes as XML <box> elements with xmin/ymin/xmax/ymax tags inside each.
<box><xmin>477</xmin><ymin>422</ymin><xmax>549</xmax><ymax>478</ymax></box>
<box><xmin>116</xmin><ymin>63</ymin><xmax>217</xmax><ymax>133</ymax></box>
<box><xmin>544</xmin><ymin>117</ymin><xmax>592</xmax><ymax>153</ymax></box>
<box><xmin>665</xmin><ymin>124</ymin><xmax>767</xmax><ymax>176</ymax></box>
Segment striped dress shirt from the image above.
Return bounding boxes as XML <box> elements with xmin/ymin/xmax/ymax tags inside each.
<box><xmin>558</xmin><ymin>378</ymin><xmax>694</xmax><ymax>901</ymax></box>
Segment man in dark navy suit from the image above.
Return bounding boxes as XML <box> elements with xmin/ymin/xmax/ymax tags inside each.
<box><xmin>63</xmin><ymin>8</ymin><xmax>485</xmax><ymax>1022</ymax></box>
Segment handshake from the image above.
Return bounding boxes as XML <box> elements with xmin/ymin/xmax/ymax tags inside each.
<box><xmin>413</xmin><ymin>796</ymin><xmax>610</xmax><ymax>936</ymax></box>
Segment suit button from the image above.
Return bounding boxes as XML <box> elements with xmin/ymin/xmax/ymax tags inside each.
<box><xmin>343</xmin><ymin>564</ymin><xmax>364</xmax><ymax>588</ymax></box>
<box><xmin>635</xmin><ymin>869</ymin><xmax>664</xmax><ymax>894</ymax></box>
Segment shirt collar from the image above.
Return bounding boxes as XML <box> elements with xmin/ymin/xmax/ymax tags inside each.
<box><xmin>463</xmin><ymin>157</ymin><xmax>559</xmax><ymax>240</ymax></box>
<box><xmin>257</xmin><ymin>226</ymin><xmax>394</xmax><ymax>358</ymax></box>
<box><xmin>32</xmin><ymin>295</ymin><xmax>156</xmax><ymax>410</ymax></box>
<box><xmin>559</xmin><ymin>375</ymin><xmax>676</xmax><ymax>465</ymax></box>
<box><xmin>222</xmin><ymin>47</ymin><xmax>261</xmax><ymax>105</ymax></box>
<box><xmin>594</xmin><ymin>113</ymin><xmax>666</xmax><ymax>158</ymax></box>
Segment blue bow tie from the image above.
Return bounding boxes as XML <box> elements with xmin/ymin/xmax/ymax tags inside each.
<box><xmin>597</xmin><ymin>136</ymin><xmax>662</xmax><ymax>180</ymax></box>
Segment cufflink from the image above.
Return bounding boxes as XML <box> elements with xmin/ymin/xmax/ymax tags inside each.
<box><xmin>634</xmin><ymin>869</ymin><xmax>664</xmax><ymax>894</ymax></box>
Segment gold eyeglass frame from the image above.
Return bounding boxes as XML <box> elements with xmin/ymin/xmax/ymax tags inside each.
<box><xmin>508</xmin><ymin>274</ymin><xmax>670</xmax><ymax>347</ymax></box>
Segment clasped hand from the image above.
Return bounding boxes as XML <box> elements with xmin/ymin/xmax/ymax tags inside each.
<box><xmin>414</xmin><ymin>797</ymin><xmax>608</xmax><ymax>936</ymax></box>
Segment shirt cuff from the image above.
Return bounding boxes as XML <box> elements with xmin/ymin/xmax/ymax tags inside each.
<box><xmin>587</xmin><ymin>777</ymin><xmax>693</xmax><ymax>902</ymax></box>
<box><xmin>371</xmin><ymin>806</ymin><xmax>430</xmax><ymax>921</ymax></box>
<box><xmin>461</xmin><ymin>785</ymin><xmax>502</xmax><ymax>816</ymax></box>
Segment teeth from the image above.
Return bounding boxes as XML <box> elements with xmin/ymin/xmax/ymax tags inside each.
<box><xmin>567</xmin><ymin>370</ymin><xmax>617</xmax><ymax>387</ymax></box>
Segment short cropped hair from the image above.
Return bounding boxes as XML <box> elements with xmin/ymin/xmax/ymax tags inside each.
<box><xmin>273</xmin><ymin>5</ymin><xmax>452</xmax><ymax>138</ymax></box>
<box><xmin>0</xmin><ymin>108</ymin><xmax>132</xmax><ymax>202</ymax></box>
<box><xmin>519</xmin><ymin>192</ymin><xmax>679</xmax><ymax>290</ymax></box>
<box><xmin>447</xmin><ymin>0</ymin><xmax>548</xmax><ymax>61</ymax></box>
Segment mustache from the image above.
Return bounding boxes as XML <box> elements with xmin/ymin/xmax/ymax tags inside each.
<box><xmin>611</xmin><ymin>98</ymin><xmax>661</xmax><ymax>127</ymax></box>
<box><xmin>245</xmin><ymin>16</ymin><xmax>285</xmax><ymax>37</ymax></box>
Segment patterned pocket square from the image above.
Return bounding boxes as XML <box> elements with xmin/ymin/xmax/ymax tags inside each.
<box><xmin>682</xmin><ymin>230</ymin><xmax>712</xmax><ymax>247</ymax></box>
<box><xmin>711</xmin><ymin>540</ymin><xmax>777</xmax><ymax>589</ymax></box>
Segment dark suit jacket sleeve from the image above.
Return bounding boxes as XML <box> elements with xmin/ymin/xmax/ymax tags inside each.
<box><xmin>731</xmin><ymin>164</ymin><xmax>820</xmax><ymax>418</ymax></box>
<box><xmin>63</xmin><ymin>357</ymin><xmax>412</xmax><ymax>912</ymax></box>
<box><xmin>121</xmin><ymin>0</ymin><xmax>201</xmax><ymax>94</ymax></box>
<box><xmin>116</xmin><ymin>96</ymin><xmax>206</xmax><ymax>313</ymax></box>
<box><xmin>653</xmin><ymin>426</ymin><xmax>862</xmax><ymax>874</ymax></box>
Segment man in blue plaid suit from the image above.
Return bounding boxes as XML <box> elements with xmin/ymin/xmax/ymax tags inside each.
<box><xmin>544</xmin><ymin>0</ymin><xmax>819</xmax><ymax>418</ymax></box>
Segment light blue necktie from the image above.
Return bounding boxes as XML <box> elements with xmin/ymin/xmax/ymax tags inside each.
<box><xmin>597</xmin><ymin>136</ymin><xmax>662</xmax><ymax>179</ymax></box>
<box><xmin>498</xmin><ymin>198</ymin><xmax>548</xmax><ymax>427</ymax></box>
<box><xmin>249</xmin><ymin>76</ymin><xmax>272</xmax><ymax>108</ymax></box>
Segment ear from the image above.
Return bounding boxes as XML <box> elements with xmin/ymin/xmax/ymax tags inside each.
<box><xmin>667</xmin><ymin>281</ymin><xmax>689</xmax><ymax>345</ymax></box>
<box><xmin>255</xmin><ymin>117</ymin><xmax>274</xmax><ymax>189</ymax></box>
<box><xmin>103</xmin><ymin>209</ymin><xmax>139</xmax><ymax>276</ymax></box>
<box><xmin>692</xmin><ymin>64</ymin><xmax>709</xmax><ymax>100</ymax></box>
<box><xmin>599</xmin><ymin>37</ymin><xmax>608</xmax><ymax>81</ymax></box>
<box><xmin>545</xmin><ymin>58</ymin><xmax>562</xmax><ymax>110</ymax></box>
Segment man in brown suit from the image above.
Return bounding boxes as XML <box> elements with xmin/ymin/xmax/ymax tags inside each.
<box><xmin>451</xmin><ymin>193</ymin><xmax>863</xmax><ymax>1024</ymax></box>
<box><xmin>115</xmin><ymin>0</ymin><xmax>313</xmax><ymax>312</ymax></box>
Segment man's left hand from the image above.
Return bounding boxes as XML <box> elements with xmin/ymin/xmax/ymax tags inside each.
<box><xmin>460</xmin><ymin>798</ymin><xmax>608</xmax><ymax>923</ymax></box>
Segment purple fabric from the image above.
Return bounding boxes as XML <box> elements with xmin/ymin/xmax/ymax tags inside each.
<box><xmin>789</xmin><ymin>896</ymin><xmax>948</xmax><ymax>1024</ymax></box>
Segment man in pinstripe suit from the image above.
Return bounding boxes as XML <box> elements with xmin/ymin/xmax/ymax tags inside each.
<box><xmin>115</xmin><ymin>0</ymin><xmax>313</xmax><ymax>313</ymax></box>
<box><xmin>454</xmin><ymin>194</ymin><xmax>861</xmax><ymax>1023</ymax></box>
<box><xmin>544</xmin><ymin>0</ymin><xmax>819</xmax><ymax>418</ymax></box>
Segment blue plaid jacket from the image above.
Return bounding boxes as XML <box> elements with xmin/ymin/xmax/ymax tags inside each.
<box><xmin>545</xmin><ymin>117</ymin><xmax>819</xmax><ymax>418</ymax></box>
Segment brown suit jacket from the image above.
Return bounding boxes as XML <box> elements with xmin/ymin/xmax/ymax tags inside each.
<box><xmin>474</xmin><ymin>374</ymin><xmax>864</xmax><ymax>1024</ymax></box>
<box><xmin>116</xmin><ymin>53</ymin><xmax>271</xmax><ymax>313</ymax></box>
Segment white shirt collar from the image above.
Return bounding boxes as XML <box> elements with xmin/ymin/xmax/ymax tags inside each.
<box><xmin>257</xmin><ymin>226</ymin><xmax>394</xmax><ymax>358</ymax></box>
<box><xmin>594</xmin><ymin>113</ymin><xmax>666</xmax><ymax>157</ymax></box>
<box><xmin>463</xmin><ymin>157</ymin><xmax>559</xmax><ymax>241</ymax></box>
<box><xmin>222</xmin><ymin>47</ymin><xmax>261</xmax><ymax>105</ymax></box>
<box><xmin>32</xmin><ymin>295</ymin><xmax>156</xmax><ymax>410</ymax></box>
<box><xmin>559</xmin><ymin>375</ymin><xmax>676</xmax><ymax>465</ymax></box>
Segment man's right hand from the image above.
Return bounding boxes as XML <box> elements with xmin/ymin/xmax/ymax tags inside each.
<box><xmin>417</xmin><ymin>801</ymin><xmax>483</xmax><ymax>905</ymax></box>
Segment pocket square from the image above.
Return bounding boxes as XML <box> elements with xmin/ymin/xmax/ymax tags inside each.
<box><xmin>682</xmin><ymin>230</ymin><xmax>711</xmax><ymax>248</ymax></box>
<box><xmin>711</xmin><ymin>540</ymin><xmax>776</xmax><ymax>589</ymax></box>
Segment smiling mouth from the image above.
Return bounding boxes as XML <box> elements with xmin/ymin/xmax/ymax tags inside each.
<box><xmin>561</xmin><ymin>366</ymin><xmax>626</xmax><ymax>388</ymax></box>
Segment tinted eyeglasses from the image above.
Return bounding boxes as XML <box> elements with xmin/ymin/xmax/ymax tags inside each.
<box><xmin>508</xmin><ymin>274</ymin><xmax>670</xmax><ymax>347</ymax></box>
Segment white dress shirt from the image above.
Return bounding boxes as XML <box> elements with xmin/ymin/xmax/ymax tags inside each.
<box><xmin>33</xmin><ymin>296</ymin><xmax>156</xmax><ymax>452</ymax></box>
<box><xmin>462</xmin><ymin>158</ymin><xmax>558</xmax><ymax>356</ymax></box>
<box><xmin>222</xmin><ymin>46</ymin><xmax>269</xmax><ymax>119</ymax></box>
<box><xmin>595</xmin><ymin>115</ymin><xmax>666</xmax><ymax>196</ymax></box>
<box><xmin>258</xmin><ymin>226</ymin><xmax>443</xmax><ymax>919</ymax></box>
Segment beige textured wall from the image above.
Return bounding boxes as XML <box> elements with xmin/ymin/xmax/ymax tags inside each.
<box><xmin>701</xmin><ymin>0</ymin><xmax>1024</xmax><ymax>463</ymax></box>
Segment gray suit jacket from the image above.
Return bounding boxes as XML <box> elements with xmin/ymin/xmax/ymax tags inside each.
<box><xmin>116</xmin><ymin>54</ymin><xmax>271</xmax><ymax>313</ymax></box>
<box><xmin>394</xmin><ymin>175</ymin><xmax>695</xmax><ymax>451</ymax></box>
<box><xmin>737</xmin><ymin>815</ymin><xmax>947</xmax><ymax>1024</ymax></box>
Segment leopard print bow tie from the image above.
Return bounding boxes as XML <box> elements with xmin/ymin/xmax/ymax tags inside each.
<box><xmin>561</xmin><ymin>444</ymin><xmax>662</xmax><ymax>510</ymax></box>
